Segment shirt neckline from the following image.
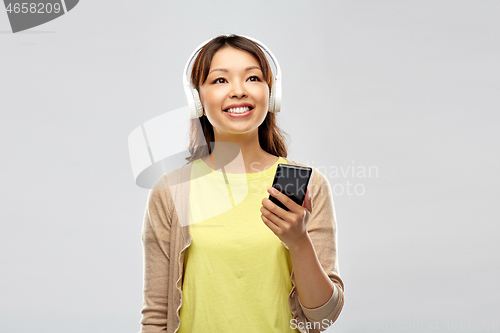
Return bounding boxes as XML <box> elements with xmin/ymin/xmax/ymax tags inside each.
<box><xmin>194</xmin><ymin>156</ymin><xmax>287</xmax><ymax>182</ymax></box>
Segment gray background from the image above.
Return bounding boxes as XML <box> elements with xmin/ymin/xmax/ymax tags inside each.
<box><xmin>1</xmin><ymin>1</ymin><xmax>499</xmax><ymax>332</ymax></box>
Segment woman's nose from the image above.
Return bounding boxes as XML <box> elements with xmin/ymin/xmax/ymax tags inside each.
<box><xmin>230</xmin><ymin>81</ymin><xmax>247</xmax><ymax>98</ymax></box>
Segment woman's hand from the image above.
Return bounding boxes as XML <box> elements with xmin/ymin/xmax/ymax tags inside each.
<box><xmin>261</xmin><ymin>187</ymin><xmax>312</xmax><ymax>249</ymax></box>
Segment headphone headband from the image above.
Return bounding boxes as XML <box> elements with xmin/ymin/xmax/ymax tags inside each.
<box><xmin>182</xmin><ymin>34</ymin><xmax>282</xmax><ymax>119</ymax></box>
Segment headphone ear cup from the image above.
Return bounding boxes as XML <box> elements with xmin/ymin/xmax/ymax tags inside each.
<box><xmin>192</xmin><ymin>88</ymin><xmax>204</xmax><ymax>117</ymax></box>
<box><xmin>272</xmin><ymin>77</ymin><xmax>281</xmax><ymax>113</ymax></box>
<box><xmin>268</xmin><ymin>85</ymin><xmax>276</xmax><ymax>113</ymax></box>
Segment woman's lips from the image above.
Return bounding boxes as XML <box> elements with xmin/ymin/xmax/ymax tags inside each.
<box><xmin>223</xmin><ymin>108</ymin><xmax>253</xmax><ymax>118</ymax></box>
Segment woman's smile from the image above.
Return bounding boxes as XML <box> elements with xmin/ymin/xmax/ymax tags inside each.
<box><xmin>223</xmin><ymin>102</ymin><xmax>254</xmax><ymax>116</ymax></box>
<box><xmin>224</xmin><ymin>108</ymin><xmax>253</xmax><ymax>117</ymax></box>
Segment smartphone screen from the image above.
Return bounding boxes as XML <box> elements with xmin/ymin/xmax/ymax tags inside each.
<box><xmin>269</xmin><ymin>164</ymin><xmax>312</xmax><ymax>211</ymax></box>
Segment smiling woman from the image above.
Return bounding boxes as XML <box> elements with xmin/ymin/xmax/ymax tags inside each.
<box><xmin>187</xmin><ymin>35</ymin><xmax>287</xmax><ymax>173</ymax></box>
<box><xmin>199</xmin><ymin>47</ymin><xmax>270</xmax><ymax>139</ymax></box>
<box><xmin>139</xmin><ymin>35</ymin><xmax>345</xmax><ymax>333</ymax></box>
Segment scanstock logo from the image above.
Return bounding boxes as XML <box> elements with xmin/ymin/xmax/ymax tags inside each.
<box><xmin>3</xmin><ymin>0</ymin><xmax>79</xmax><ymax>33</ymax></box>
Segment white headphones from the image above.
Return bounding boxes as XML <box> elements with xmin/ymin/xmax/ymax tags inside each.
<box><xmin>182</xmin><ymin>34</ymin><xmax>282</xmax><ymax>119</ymax></box>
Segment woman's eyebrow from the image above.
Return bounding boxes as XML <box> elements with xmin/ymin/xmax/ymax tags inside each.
<box><xmin>208</xmin><ymin>66</ymin><xmax>262</xmax><ymax>74</ymax></box>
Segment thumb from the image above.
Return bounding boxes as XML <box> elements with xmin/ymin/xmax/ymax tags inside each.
<box><xmin>302</xmin><ymin>188</ymin><xmax>312</xmax><ymax>212</ymax></box>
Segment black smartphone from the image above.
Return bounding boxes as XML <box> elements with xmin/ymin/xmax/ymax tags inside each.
<box><xmin>269</xmin><ymin>164</ymin><xmax>313</xmax><ymax>211</ymax></box>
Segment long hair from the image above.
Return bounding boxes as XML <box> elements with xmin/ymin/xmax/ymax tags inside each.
<box><xmin>185</xmin><ymin>34</ymin><xmax>290</xmax><ymax>163</ymax></box>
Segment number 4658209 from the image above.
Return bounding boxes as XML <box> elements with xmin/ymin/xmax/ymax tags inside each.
<box><xmin>6</xmin><ymin>3</ymin><xmax>62</xmax><ymax>14</ymax></box>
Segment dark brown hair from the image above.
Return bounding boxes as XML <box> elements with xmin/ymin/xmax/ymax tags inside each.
<box><xmin>185</xmin><ymin>34</ymin><xmax>290</xmax><ymax>163</ymax></box>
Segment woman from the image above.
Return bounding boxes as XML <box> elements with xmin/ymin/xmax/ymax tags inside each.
<box><xmin>140</xmin><ymin>35</ymin><xmax>344</xmax><ymax>333</ymax></box>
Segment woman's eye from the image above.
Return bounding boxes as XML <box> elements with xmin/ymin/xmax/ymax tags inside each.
<box><xmin>247</xmin><ymin>76</ymin><xmax>261</xmax><ymax>82</ymax></box>
<box><xmin>213</xmin><ymin>78</ymin><xmax>227</xmax><ymax>84</ymax></box>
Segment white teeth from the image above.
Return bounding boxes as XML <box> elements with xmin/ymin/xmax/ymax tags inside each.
<box><xmin>225</xmin><ymin>106</ymin><xmax>251</xmax><ymax>113</ymax></box>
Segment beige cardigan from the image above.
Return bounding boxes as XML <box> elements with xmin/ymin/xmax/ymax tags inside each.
<box><xmin>139</xmin><ymin>158</ymin><xmax>344</xmax><ymax>333</ymax></box>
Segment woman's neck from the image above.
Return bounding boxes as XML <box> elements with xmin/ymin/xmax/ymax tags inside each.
<box><xmin>204</xmin><ymin>131</ymin><xmax>278</xmax><ymax>174</ymax></box>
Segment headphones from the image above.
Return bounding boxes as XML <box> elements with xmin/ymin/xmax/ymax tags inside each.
<box><xmin>182</xmin><ymin>34</ymin><xmax>282</xmax><ymax>119</ymax></box>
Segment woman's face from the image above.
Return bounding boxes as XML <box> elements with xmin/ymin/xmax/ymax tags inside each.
<box><xmin>199</xmin><ymin>46</ymin><xmax>270</xmax><ymax>139</ymax></box>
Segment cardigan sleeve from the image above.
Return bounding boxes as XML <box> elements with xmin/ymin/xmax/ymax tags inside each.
<box><xmin>298</xmin><ymin>167</ymin><xmax>345</xmax><ymax>330</ymax></box>
<box><xmin>139</xmin><ymin>177</ymin><xmax>172</xmax><ymax>333</ymax></box>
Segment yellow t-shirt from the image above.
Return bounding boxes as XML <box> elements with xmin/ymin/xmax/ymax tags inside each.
<box><xmin>178</xmin><ymin>156</ymin><xmax>299</xmax><ymax>333</ymax></box>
